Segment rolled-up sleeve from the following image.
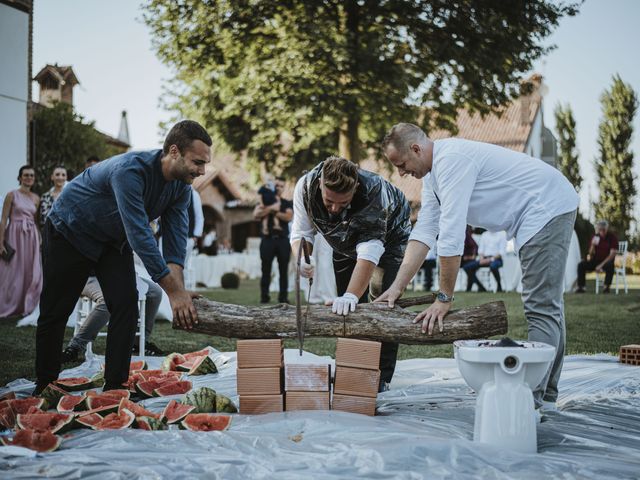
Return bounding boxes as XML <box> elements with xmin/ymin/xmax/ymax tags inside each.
<box><xmin>161</xmin><ymin>186</ymin><xmax>190</xmax><ymax>269</ymax></box>
<box><xmin>111</xmin><ymin>168</ymin><xmax>170</xmax><ymax>282</ymax></box>
<box><xmin>409</xmin><ymin>175</ymin><xmax>440</xmax><ymax>251</ymax></box>
<box><xmin>355</xmin><ymin>240</ymin><xmax>385</xmax><ymax>265</ymax></box>
<box><xmin>290</xmin><ymin>176</ymin><xmax>316</xmax><ymax>246</ymax></box>
<box><xmin>432</xmin><ymin>154</ymin><xmax>479</xmax><ymax>256</ymax></box>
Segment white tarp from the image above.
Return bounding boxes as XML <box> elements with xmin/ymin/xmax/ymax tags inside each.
<box><xmin>1</xmin><ymin>351</ymin><xmax>639</xmax><ymax>479</ymax></box>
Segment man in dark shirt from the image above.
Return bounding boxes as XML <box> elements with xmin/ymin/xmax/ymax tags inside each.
<box><xmin>35</xmin><ymin>120</ymin><xmax>211</xmax><ymax>394</ymax></box>
<box><xmin>253</xmin><ymin>177</ymin><xmax>293</xmax><ymax>303</ymax></box>
<box><xmin>576</xmin><ymin>220</ymin><xmax>618</xmax><ymax>293</ymax></box>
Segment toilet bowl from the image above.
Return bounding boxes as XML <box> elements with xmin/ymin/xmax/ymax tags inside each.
<box><xmin>454</xmin><ymin>339</ymin><xmax>556</xmax><ymax>454</ymax></box>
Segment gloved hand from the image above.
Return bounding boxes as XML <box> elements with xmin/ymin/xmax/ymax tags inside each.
<box><xmin>330</xmin><ymin>292</ymin><xmax>359</xmax><ymax>316</ymax></box>
<box><xmin>300</xmin><ymin>255</ymin><xmax>315</xmax><ymax>279</ymax></box>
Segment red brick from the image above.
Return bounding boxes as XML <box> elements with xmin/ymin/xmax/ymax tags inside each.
<box><xmin>332</xmin><ymin>393</ymin><xmax>376</xmax><ymax>416</ymax></box>
<box><xmin>333</xmin><ymin>366</ymin><xmax>380</xmax><ymax>398</ymax></box>
<box><xmin>285</xmin><ymin>391</ymin><xmax>330</xmax><ymax>411</ymax></box>
<box><xmin>285</xmin><ymin>364</ymin><xmax>331</xmax><ymax>392</ymax></box>
<box><xmin>237</xmin><ymin>367</ymin><xmax>283</xmax><ymax>395</ymax></box>
<box><xmin>335</xmin><ymin>338</ymin><xmax>381</xmax><ymax>370</ymax></box>
<box><xmin>240</xmin><ymin>394</ymin><xmax>283</xmax><ymax>414</ymax></box>
<box><xmin>237</xmin><ymin>339</ymin><xmax>283</xmax><ymax>368</ymax></box>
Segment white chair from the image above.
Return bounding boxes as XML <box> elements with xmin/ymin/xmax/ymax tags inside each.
<box><xmin>595</xmin><ymin>241</ymin><xmax>628</xmax><ymax>294</ymax></box>
<box><xmin>75</xmin><ymin>280</ymin><xmax>148</xmax><ymax>359</ymax></box>
<box><xmin>477</xmin><ymin>266</ymin><xmax>504</xmax><ymax>293</ymax></box>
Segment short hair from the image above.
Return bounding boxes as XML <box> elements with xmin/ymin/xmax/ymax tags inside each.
<box><xmin>86</xmin><ymin>155</ymin><xmax>99</xmax><ymax>165</ymax></box>
<box><xmin>381</xmin><ymin>123</ymin><xmax>428</xmax><ymax>155</ymax></box>
<box><xmin>321</xmin><ymin>156</ymin><xmax>358</xmax><ymax>193</ymax></box>
<box><xmin>52</xmin><ymin>165</ymin><xmax>67</xmax><ymax>173</ymax></box>
<box><xmin>17</xmin><ymin>165</ymin><xmax>34</xmax><ymax>181</ymax></box>
<box><xmin>163</xmin><ymin>120</ymin><xmax>212</xmax><ymax>155</ymax></box>
<box><xmin>596</xmin><ymin>220</ymin><xmax>608</xmax><ymax>228</ymax></box>
<box><xmin>275</xmin><ymin>176</ymin><xmax>286</xmax><ymax>182</ymax></box>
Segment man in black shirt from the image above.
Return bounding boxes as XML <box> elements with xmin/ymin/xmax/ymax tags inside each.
<box><xmin>253</xmin><ymin>177</ymin><xmax>293</xmax><ymax>303</ymax></box>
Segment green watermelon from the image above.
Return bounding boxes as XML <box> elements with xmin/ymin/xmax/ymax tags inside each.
<box><xmin>180</xmin><ymin>413</ymin><xmax>232</xmax><ymax>432</ymax></box>
<box><xmin>16</xmin><ymin>412</ymin><xmax>74</xmax><ymax>434</ymax></box>
<box><xmin>215</xmin><ymin>394</ymin><xmax>238</xmax><ymax>413</ymax></box>
<box><xmin>181</xmin><ymin>387</ymin><xmax>217</xmax><ymax>413</ymax></box>
<box><xmin>161</xmin><ymin>399</ymin><xmax>195</xmax><ymax>424</ymax></box>
<box><xmin>38</xmin><ymin>383</ymin><xmax>68</xmax><ymax>410</ymax></box>
<box><xmin>57</xmin><ymin>394</ymin><xmax>87</xmax><ymax>413</ymax></box>
<box><xmin>54</xmin><ymin>377</ymin><xmax>94</xmax><ymax>392</ymax></box>
<box><xmin>134</xmin><ymin>416</ymin><xmax>166</xmax><ymax>431</ymax></box>
<box><xmin>118</xmin><ymin>398</ymin><xmax>160</xmax><ymax>419</ymax></box>
<box><xmin>153</xmin><ymin>380</ymin><xmax>192</xmax><ymax>397</ymax></box>
<box><xmin>1</xmin><ymin>429</ymin><xmax>61</xmax><ymax>452</ymax></box>
<box><xmin>186</xmin><ymin>356</ymin><xmax>218</xmax><ymax>375</ymax></box>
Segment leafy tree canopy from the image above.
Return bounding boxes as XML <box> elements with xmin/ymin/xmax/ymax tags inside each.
<box><xmin>144</xmin><ymin>0</ymin><xmax>579</xmax><ymax>175</ymax></box>
<box><xmin>554</xmin><ymin>102</ymin><xmax>582</xmax><ymax>193</ymax></box>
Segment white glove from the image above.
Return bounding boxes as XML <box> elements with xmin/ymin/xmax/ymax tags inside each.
<box><xmin>300</xmin><ymin>256</ymin><xmax>315</xmax><ymax>279</ymax></box>
<box><xmin>331</xmin><ymin>292</ymin><xmax>359</xmax><ymax>316</ymax></box>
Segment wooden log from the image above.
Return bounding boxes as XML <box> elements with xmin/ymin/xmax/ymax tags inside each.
<box><xmin>177</xmin><ymin>298</ymin><xmax>508</xmax><ymax>345</ymax></box>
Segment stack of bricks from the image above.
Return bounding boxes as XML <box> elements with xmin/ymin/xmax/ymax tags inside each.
<box><xmin>285</xmin><ymin>364</ymin><xmax>331</xmax><ymax>411</ymax></box>
<box><xmin>332</xmin><ymin>338</ymin><xmax>381</xmax><ymax>416</ymax></box>
<box><xmin>619</xmin><ymin>345</ymin><xmax>640</xmax><ymax>366</ymax></box>
<box><xmin>237</xmin><ymin>339</ymin><xmax>284</xmax><ymax>414</ymax></box>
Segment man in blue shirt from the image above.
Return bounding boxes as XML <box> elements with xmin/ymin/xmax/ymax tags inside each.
<box><xmin>35</xmin><ymin>120</ymin><xmax>212</xmax><ymax>394</ymax></box>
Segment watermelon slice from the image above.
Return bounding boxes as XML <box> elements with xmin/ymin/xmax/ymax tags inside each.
<box><xmin>8</xmin><ymin>398</ymin><xmax>46</xmax><ymax>415</ymax></box>
<box><xmin>161</xmin><ymin>353</ymin><xmax>187</xmax><ymax>372</ymax></box>
<box><xmin>136</xmin><ymin>377</ymin><xmax>179</xmax><ymax>398</ymax></box>
<box><xmin>16</xmin><ymin>412</ymin><xmax>74</xmax><ymax>434</ymax></box>
<box><xmin>89</xmin><ymin>389</ymin><xmax>130</xmax><ymax>401</ymax></box>
<box><xmin>180</xmin><ymin>413</ymin><xmax>232</xmax><ymax>432</ymax></box>
<box><xmin>54</xmin><ymin>377</ymin><xmax>94</xmax><ymax>392</ymax></box>
<box><xmin>85</xmin><ymin>394</ymin><xmax>120</xmax><ymax>412</ymax></box>
<box><xmin>118</xmin><ymin>398</ymin><xmax>160</xmax><ymax>419</ymax></box>
<box><xmin>0</xmin><ymin>405</ymin><xmax>16</xmax><ymax>430</ymax></box>
<box><xmin>182</xmin><ymin>348</ymin><xmax>211</xmax><ymax>360</ymax></box>
<box><xmin>216</xmin><ymin>394</ymin><xmax>238</xmax><ymax>413</ymax></box>
<box><xmin>134</xmin><ymin>416</ymin><xmax>166</xmax><ymax>431</ymax></box>
<box><xmin>74</xmin><ymin>413</ymin><xmax>104</xmax><ymax>429</ymax></box>
<box><xmin>92</xmin><ymin>409</ymin><xmax>135</xmax><ymax>430</ymax></box>
<box><xmin>187</xmin><ymin>355</ymin><xmax>217</xmax><ymax>375</ymax></box>
<box><xmin>76</xmin><ymin>404</ymin><xmax>121</xmax><ymax>417</ymax></box>
<box><xmin>129</xmin><ymin>360</ymin><xmax>147</xmax><ymax>372</ymax></box>
<box><xmin>57</xmin><ymin>394</ymin><xmax>87</xmax><ymax>413</ymax></box>
<box><xmin>153</xmin><ymin>380</ymin><xmax>193</xmax><ymax>397</ymax></box>
<box><xmin>161</xmin><ymin>400</ymin><xmax>195</xmax><ymax>424</ymax></box>
<box><xmin>1</xmin><ymin>429</ymin><xmax>61</xmax><ymax>452</ymax></box>
<box><xmin>38</xmin><ymin>383</ymin><xmax>69</xmax><ymax>409</ymax></box>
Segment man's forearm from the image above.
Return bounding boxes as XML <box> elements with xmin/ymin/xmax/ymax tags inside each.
<box><xmin>390</xmin><ymin>240</ymin><xmax>430</xmax><ymax>291</ymax></box>
<box><xmin>158</xmin><ymin>263</ymin><xmax>185</xmax><ymax>294</ymax></box>
<box><xmin>438</xmin><ymin>256</ymin><xmax>461</xmax><ymax>296</ymax></box>
<box><xmin>345</xmin><ymin>259</ymin><xmax>376</xmax><ymax>299</ymax></box>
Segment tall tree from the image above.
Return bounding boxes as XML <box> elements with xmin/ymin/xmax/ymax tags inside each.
<box><xmin>31</xmin><ymin>102</ymin><xmax>121</xmax><ymax>194</ymax></box>
<box><xmin>594</xmin><ymin>75</ymin><xmax>638</xmax><ymax>238</ymax></box>
<box><xmin>143</xmin><ymin>0</ymin><xmax>579</xmax><ymax>175</ymax></box>
<box><xmin>554</xmin><ymin>102</ymin><xmax>582</xmax><ymax>192</ymax></box>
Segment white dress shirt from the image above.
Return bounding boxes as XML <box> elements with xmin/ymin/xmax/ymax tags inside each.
<box><xmin>409</xmin><ymin>138</ymin><xmax>579</xmax><ymax>256</ymax></box>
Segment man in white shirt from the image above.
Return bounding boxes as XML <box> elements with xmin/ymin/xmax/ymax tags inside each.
<box><xmin>376</xmin><ymin>123</ymin><xmax>578</xmax><ymax>410</ymax></box>
<box><xmin>468</xmin><ymin>230</ymin><xmax>508</xmax><ymax>292</ymax></box>
<box><xmin>291</xmin><ymin>156</ymin><xmax>411</xmax><ymax>389</ymax></box>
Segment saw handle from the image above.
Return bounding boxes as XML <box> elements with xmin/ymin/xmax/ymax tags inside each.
<box><xmin>301</xmin><ymin>238</ymin><xmax>312</xmax><ymax>286</ymax></box>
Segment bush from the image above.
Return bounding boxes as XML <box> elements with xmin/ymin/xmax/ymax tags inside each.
<box><xmin>220</xmin><ymin>272</ymin><xmax>240</xmax><ymax>289</ymax></box>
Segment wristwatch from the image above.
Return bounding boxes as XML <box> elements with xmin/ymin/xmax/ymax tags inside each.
<box><xmin>436</xmin><ymin>291</ymin><xmax>454</xmax><ymax>303</ymax></box>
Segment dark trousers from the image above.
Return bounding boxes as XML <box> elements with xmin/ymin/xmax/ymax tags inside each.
<box><xmin>421</xmin><ymin>259</ymin><xmax>436</xmax><ymax>291</ymax></box>
<box><xmin>333</xmin><ymin>252</ymin><xmax>400</xmax><ymax>384</ymax></box>
<box><xmin>260</xmin><ymin>236</ymin><xmax>291</xmax><ymax>303</ymax></box>
<box><xmin>36</xmin><ymin>220</ymin><xmax>139</xmax><ymax>390</ymax></box>
<box><xmin>461</xmin><ymin>259</ymin><xmax>485</xmax><ymax>291</ymax></box>
<box><xmin>577</xmin><ymin>258</ymin><xmax>614</xmax><ymax>287</ymax></box>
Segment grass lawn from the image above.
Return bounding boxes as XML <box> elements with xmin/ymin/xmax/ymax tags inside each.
<box><xmin>1</xmin><ymin>275</ymin><xmax>639</xmax><ymax>387</ymax></box>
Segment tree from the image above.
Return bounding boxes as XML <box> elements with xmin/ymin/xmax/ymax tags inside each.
<box><xmin>31</xmin><ymin>102</ymin><xmax>121</xmax><ymax>195</ymax></box>
<box><xmin>143</xmin><ymin>1</ymin><xmax>579</xmax><ymax>175</ymax></box>
<box><xmin>594</xmin><ymin>75</ymin><xmax>638</xmax><ymax>238</ymax></box>
<box><xmin>554</xmin><ymin>102</ymin><xmax>582</xmax><ymax>192</ymax></box>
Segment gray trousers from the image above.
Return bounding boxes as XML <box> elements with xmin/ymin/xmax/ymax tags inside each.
<box><xmin>518</xmin><ymin>210</ymin><xmax>576</xmax><ymax>407</ymax></box>
<box><xmin>68</xmin><ymin>276</ymin><xmax>162</xmax><ymax>352</ymax></box>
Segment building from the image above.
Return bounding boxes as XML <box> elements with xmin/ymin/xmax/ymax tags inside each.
<box><xmin>0</xmin><ymin>0</ymin><xmax>32</xmax><ymax>197</ymax></box>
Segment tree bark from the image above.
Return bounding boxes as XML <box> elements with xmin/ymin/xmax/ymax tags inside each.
<box><xmin>178</xmin><ymin>298</ymin><xmax>508</xmax><ymax>345</ymax></box>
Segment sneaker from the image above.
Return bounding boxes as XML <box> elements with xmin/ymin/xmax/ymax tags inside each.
<box><xmin>60</xmin><ymin>346</ymin><xmax>81</xmax><ymax>363</ymax></box>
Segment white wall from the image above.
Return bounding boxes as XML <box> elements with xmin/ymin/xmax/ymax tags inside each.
<box><xmin>0</xmin><ymin>3</ymin><xmax>29</xmax><ymax>197</ymax></box>
<box><xmin>525</xmin><ymin>107</ymin><xmax>543</xmax><ymax>159</ymax></box>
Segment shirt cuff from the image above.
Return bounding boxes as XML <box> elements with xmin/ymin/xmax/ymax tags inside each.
<box><xmin>355</xmin><ymin>240</ymin><xmax>385</xmax><ymax>265</ymax></box>
<box><xmin>409</xmin><ymin>231</ymin><xmax>437</xmax><ymax>251</ymax></box>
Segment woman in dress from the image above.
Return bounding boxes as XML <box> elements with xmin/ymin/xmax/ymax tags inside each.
<box><xmin>0</xmin><ymin>166</ymin><xmax>43</xmax><ymax>318</ymax></box>
<box><xmin>39</xmin><ymin>165</ymin><xmax>67</xmax><ymax>228</ymax></box>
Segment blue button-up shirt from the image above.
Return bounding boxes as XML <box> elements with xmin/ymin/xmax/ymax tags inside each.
<box><xmin>49</xmin><ymin>149</ymin><xmax>190</xmax><ymax>282</ymax></box>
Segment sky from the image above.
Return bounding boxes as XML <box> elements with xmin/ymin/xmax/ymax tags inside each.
<box><xmin>32</xmin><ymin>0</ymin><xmax>640</xmax><ymax>221</ymax></box>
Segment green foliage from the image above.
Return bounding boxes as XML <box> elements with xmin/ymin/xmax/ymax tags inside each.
<box><xmin>594</xmin><ymin>75</ymin><xmax>638</xmax><ymax>239</ymax></box>
<box><xmin>143</xmin><ymin>0</ymin><xmax>578</xmax><ymax>174</ymax></box>
<box><xmin>31</xmin><ymin>103</ymin><xmax>121</xmax><ymax>195</ymax></box>
<box><xmin>554</xmin><ymin>102</ymin><xmax>582</xmax><ymax>192</ymax></box>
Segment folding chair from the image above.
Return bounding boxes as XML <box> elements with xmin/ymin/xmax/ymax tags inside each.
<box><xmin>596</xmin><ymin>240</ymin><xmax>629</xmax><ymax>294</ymax></box>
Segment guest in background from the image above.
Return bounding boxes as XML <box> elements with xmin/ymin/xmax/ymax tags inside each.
<box><xmin>460</xmin><ymin>225</ymin><xmax>484</xmax><ymax>292</ymax></box>
<box><xmin>0</xmin><ymin>166</ymin><xmax>42</xmax><ymax>318</ymax></box>
<box><xmin>201</xmin><ymin>228</ymin><xmax>218</xmax><ymax>255</ymax></box>
<box><xmin>85</xmin><ymin>155</ymin><xmax>100</xmax><ymax>170</ymax></box>
<box><xmin>477</xmin><ymin>230</ymin><xmax>507</xmax><ymax>292</ymax></box>
<box><xmin>185</xmin><ymin>187</ymin><xmax>204</xmax><ymax>290</ymax></box>
<box><xmin>421</xmin><ymin>248</ymin><xmax>437</xmax><ymax>291</ymax></box>
<box><xmin>39</xmin><ymin>166</ymin><xmax>67</xmax><ymax>228</ymax></box>
<box><xmin>576</xmin><ymin>220</ymin><xmax>618</xmax><ymax>293</ymax></box>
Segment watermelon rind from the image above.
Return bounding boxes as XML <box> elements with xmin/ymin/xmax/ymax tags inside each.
<box><xmin>54</xmin><ymin>377</ymin><xmax>94</xmax><ymax>392</ymax></box>
<box><xmin>183</xmin><ymin>348</ymin><xmax>211</xmax><ymax>360</ymax></box>
<box><xmin>180</xmin><ymin>413</ymin><xmax>232</xmax><ymax>432</ymax></box>
<box><xmin>118</xmin><ymin>398</ymin><xmax>160</xmax><ymax>419</ymax></box>
<box><xmin>161</xmin><ymin>400</ymin><xmax>195</xmax><ymax>424</ymax></box>
<box><xmin>90</xmin><ymin>371</ymin><xmax>105</xmax><ymax>388</ymax></box>
<box><xmin>134</xmin><ymin>416</ymin><xmax>166</xmax><ymax>431</ymax></box>
<box><xmin>93</xmin><ymin>409</ymin><xmax>135</xmax><ymax>430</ymax></box>
<box><xmin>187</xmin><ymin>356</ymin><xmax>218</xmax><ymax>376</ymax></box>
<box><xmin>9</xmin><ymin>398</ymin><xmax>46</xmax><ymax>415</ymax></box>
<box><xmin>161</xmin><ymin>353</ymin><xmax>186</xmax><ymax>372</ymax></box>
<box><xmin>1</xmin><ymin>429</ymin><xmax>61</xmax><ymax>453</ymax></box>
<box><xmin>129</xmin><ymin>360</ymin><xmax>147</xmax><ymax>372</ymax></box>
<box><xmin>181</xmin><ymin>387</ymin><xmax>217</xmax><ymax>413</ymax></box>
<box><xmin>74</xmin><ymin>413</ymin><xmax>103</xmax><ymax>429</ymax></box>
<box><xmin>38</xmin><ymin>383</ymin><xmax>69</xmax><ymax>410</ymax></box>
<box><xmin>153</xmin><ymin>380</ymin><xmax>192</xmax><ymax>397</ymax></box>
<box><xmin>215</xmin><ymin>394</ymin><xmax>238</xmax><ymax>414</ymax></box>
<box><xmin>16</xmin><ymin>412</ymin><xmax>74</xmax><ymax>434</ymax></box>
<box><xmin>0</xmin><ymin>405</ymin><xmax>17</xmax><ymax>430</ymax></box>
<box><xmin>57</xmin><ymin>394</ymin><xmax>87</xmax><ymax>413</ymax></box>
